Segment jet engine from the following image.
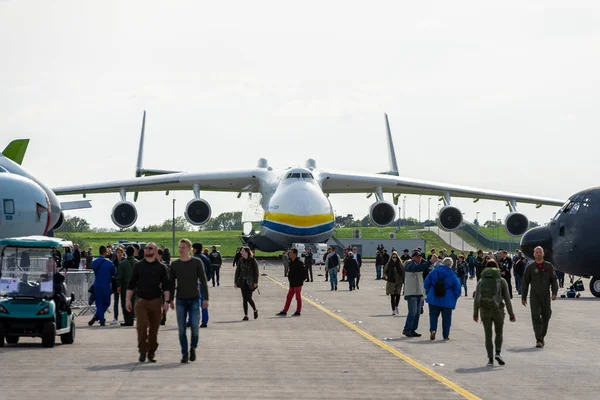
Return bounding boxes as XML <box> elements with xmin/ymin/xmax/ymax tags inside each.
<box><xmin>504</xmin><ymin>212</ymin><xmax>529</xmax><ymax>236</ymax></box>
<box><xmin>111</xmin><ymin>201</ymin><xmax>138</xmax><ymax>228</ymax></box>
<box><xmin>369</xmin><ymin>201</ymin><xmax>396</xmax><ymax>227</ymax></box>
<box><xmin>52</xmin><ymin>211</ymin><xmax>64</xmax><ymax>231</ymax></box>
<box><xmin>184</xmin><ymin>199</ymin><xmax>211</xmax><ymax>225</ymax></box>
<box><xmin>437</xmin><ymin>205</ymin><xmax>463</xmax><ymax>231</ymax></box>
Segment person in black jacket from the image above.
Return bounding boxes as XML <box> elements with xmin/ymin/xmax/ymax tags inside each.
<box><xmin>234</xmin><ymin>246</ymin><xmax>259</xmax><ymax>321</ymax></box>
<box><xmin>277</xmin><ymin>248</ymin><xmax>306</xmax><ymax>316</ymax></box>
<box><xmin>303</xmin><ymin>247</ymin><xmax>314</xmax><ymax>282</ymax></box>
<box><xmin>344</xmin><ymin>252</ymin><xmax>359</xmax><ymax>291</ymax></box>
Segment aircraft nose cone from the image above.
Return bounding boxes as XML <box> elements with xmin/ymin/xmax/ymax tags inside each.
<box><xmin>520</xmin><ymin>226</ymin><xmax>553</xmax><ymax>258</ymax></box>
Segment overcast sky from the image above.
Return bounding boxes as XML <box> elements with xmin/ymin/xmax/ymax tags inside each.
<box><xmin>2</xmin><ymin>1</ymin><xmax>598</xmax><ymax>230</ymax></box>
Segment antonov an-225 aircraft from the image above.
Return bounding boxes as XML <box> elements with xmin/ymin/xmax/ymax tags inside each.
<box><xmin>52</xmin><ymin>112</ymin><xmax>565</xmax><ymax>252</ymax></box>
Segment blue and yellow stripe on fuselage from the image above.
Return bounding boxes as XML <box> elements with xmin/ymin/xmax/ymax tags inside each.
<box><xmin>262</xmin><ymin>212</ymin><xmax>335</xmax><ymax>236</ymax></box>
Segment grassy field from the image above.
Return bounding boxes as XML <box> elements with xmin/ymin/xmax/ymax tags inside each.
<box><xmin>60</xmin><ymin>226</ymin><xmax>465</xmax><ymax>258</ymax></box>
<box><xmin>476</xmin><ymin>226</ymin><xmax>522</xmax><ymax>241</ymax></box>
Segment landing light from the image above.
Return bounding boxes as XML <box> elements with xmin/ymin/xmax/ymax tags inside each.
<box><xmin>0</xmin><ymin>304</ymin><xmax>9</xmax><ymax>314</ymax></box>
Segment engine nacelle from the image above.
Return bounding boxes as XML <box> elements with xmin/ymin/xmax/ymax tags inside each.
<box><xmin>504</xmin><ymin>212</ymin><xmax>529</xmax><ymax>236</ymax></box>
<box><xmin>369</xmin><ymin>201</ymin><xmax>396</xmax><ymax>227</ymax></box>
<box><xmin>185</xmin><ymin>199</ymin><xmax>212</xmax><ymax>225</ymax></box>
<box><xmin>437</xmin><ymin>205</ymin><xmax>463</xmax><ymax>231</ymax></box>
<box><xmin>111</xmin><ymin>201</ymin><xmax>138</xmax><ymax>228</ymax></box>
<box><xmin>52</xmin><ymin>211</ymin><xmax>64</xmax><ymax>231</ymax></box>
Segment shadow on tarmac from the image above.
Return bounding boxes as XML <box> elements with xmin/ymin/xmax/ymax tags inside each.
<box><xmin>87</xmin><ymin>362</ymin><xmax>185</xmax><ymax>371</ymax></box>
<box><xmin>455</xmin><ymin>366</ymin><xmax>501</xmax><ymax>374</ymax></box>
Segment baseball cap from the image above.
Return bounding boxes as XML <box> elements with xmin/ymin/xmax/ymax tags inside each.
<box><xmin>411</xmin><ymin>251</ymin><xmax>422</xmax><ymax>258</ymax></box>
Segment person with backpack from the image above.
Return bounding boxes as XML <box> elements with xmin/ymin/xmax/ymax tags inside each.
<box><xmin>521</xmin><ymin>246</ymin><xmax>558</xmax><ymax>348</ymax></box>
<box><xmin>424</xmin><ymin>257</ymin><xmax>462</xmax><ymax>340</ymax></box>
<box><xmin>467</xmin><ymin>251</ymin><xmax>475</xmax><ymax>280</ymax></box>
<box><xmin>455</xmin><ymin>255</ymin><xmax>469</xmax><ymax>296</ymax></box>
<box><xmin>473</xmin><ymin>259</ymin><xmax>516</xmax><ymax>366</ymax></box>
<box><xmin>383</xmin><ymin>251</ymin><xmax>405</xmax><ymax>315</ymax></box>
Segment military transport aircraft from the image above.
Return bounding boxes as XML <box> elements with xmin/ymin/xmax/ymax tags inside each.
<box><xmin>50</xmin><ymin>111</ymin><xmax>564</xmax><ymax>253</ymax></box>
<box><xmin>0</xmin><ymin>140</ymin><xmax>90</xmax><ymax>238</ymax></box>
<box><xmin>521</xmin><ymin>189</ymin><xmax>600</xmax><ymax>297</ymax></box>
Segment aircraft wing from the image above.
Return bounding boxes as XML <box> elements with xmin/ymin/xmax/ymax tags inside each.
<box><xmin>319</xmin><ymin>170</ymin><xmax>566</xmax><ymax>207</ymax></box>
<box><xmin>52</xmin><ymin>170</ymin><xmax>260</xmax><ymax>196</ymax></box>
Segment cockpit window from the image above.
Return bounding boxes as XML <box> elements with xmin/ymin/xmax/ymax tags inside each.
<box><xmin>554</xmin><ymin>194</ymin><xmax>593</xmax><ymax>220</ymax></box>
<box><xmin>301</xmin><ymin>173</ymin><xmax>314</xmax><ymax>179</ymax></box>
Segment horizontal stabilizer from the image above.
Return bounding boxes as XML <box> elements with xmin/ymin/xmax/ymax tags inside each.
<box><xmin>2</xmin><ymin>139</ymin><xmax>30</xmax><ymax>165</ymax></box>
<box><xmin>60</xmin><ymin>200</ymin><xmax>92</xmax><ymax>211</ymax></box>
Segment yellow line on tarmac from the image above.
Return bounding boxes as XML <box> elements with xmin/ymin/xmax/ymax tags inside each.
<box><xmin>265</xmin><ymin>275</ymin><xmax>481</xmax><ymax>400</ymax></box>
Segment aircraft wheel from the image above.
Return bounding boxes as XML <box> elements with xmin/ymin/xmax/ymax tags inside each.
<box><xmin>41</xmin><ymin>321</ymin><xmax>56</xmax><ymax>348</ymax></box>
<box><xmin>590</xmin><ymin>277</ymin><xmax>600</xmax><ymax>298</ymax></box>
<box><xmin>60</xmin><ymin>320</ymin><xmax>75</xmax><ymax>344</ymax></box>
<box><xmin>5</xmin><ymin>336</ymin><xmax>19</xmax><ymax>344</ymax></box>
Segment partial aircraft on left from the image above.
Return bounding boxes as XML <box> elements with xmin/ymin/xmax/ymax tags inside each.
<box><xmin>0</xmin><ymin>140</ymin><xmax>90</xmax><ymax>238</ymax></box>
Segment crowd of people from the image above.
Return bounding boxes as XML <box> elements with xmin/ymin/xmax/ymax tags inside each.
<box><xmin>65</xmin><ymin>238</ymin><xmax>560</xmax><ymax>367</ymax></box>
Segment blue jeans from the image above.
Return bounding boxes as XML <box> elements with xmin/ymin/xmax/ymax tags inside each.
<box><xmin>429</xmin><ymin>304</ymin><xmax>453</xmax><ymax>339</ymax></box>
<box><xmin>459</xmin><ymin>276</ymin><xmax>468</xmax><ymax>295</ymax></box>
<box><xmin>515</xmin><ymin>274</ymin><xmax>523</xmax><ymax>294</ymax></box>
<box><xmin>403</xmin><ymin>295</ymin><xmax>422</xmax><ymax>333</ymax></box>
<box><xmin>376</xmin><ymin>265</ymin><xmax>382</xmax><ymax>280</ymax></box>
<box><xmin>176</xmin><ymin>298</ymin><xmax>200</xmax><ymax>356</ymax></box>
<box><xmin>328</xmin><ymin>268</ymin><xmax>338</xmax><ymax>289</ymax></box>
<box><xmin>189</xmin><ymin>287</ymin><xmax>208</xmax><ymax>326</ymax></box>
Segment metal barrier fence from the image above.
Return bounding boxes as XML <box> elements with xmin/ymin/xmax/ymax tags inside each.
<box><xmin>64</xmin><ymin>270</ymin><xmax>96</xmax><ymax>315</ymax></box>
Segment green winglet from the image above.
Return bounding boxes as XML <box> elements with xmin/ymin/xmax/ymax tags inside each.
<box><xmin>2</xmin><ymin>139</ymin><xmax>30</xmax><ymax>165</ymax></box>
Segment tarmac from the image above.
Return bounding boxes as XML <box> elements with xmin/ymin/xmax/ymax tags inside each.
<box><xmin>1</xmin><ymin>259</ymin><xmax>600</xmax><ymax>400</ymax></box>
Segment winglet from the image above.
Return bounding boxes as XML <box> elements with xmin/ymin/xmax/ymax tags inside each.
<box><xmin>2</xmin><ymin>139</ymin><xmax>30</xmax><ymax>165</ymax></box>
<box><xmin>379</xmin><ymin>113</ymin><xmax>399</xmax><ymax>176</ymax></box>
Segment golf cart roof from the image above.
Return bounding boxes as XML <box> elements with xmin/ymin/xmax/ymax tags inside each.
<box><xmin>0</xmin><ymin>236</ymin><xmax>73</xmax><ymax>249</ymax></box>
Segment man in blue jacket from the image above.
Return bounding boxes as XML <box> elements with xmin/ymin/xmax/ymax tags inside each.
<box><xmin>89</xmin><ymin>246</ymin><xmax>116</xmax><ymax>326</ymax></box>
<box><xmin>192</xmin><ymin>243</ymin><xmax>212</xmax><ymax>328</ymax></box>
<box><xmin>424</xmin><ymin>257</ymin><xmax>462</xmax><ymax>340</ymax></box>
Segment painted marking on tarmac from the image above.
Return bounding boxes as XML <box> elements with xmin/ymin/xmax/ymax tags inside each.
<box><xmin>265</xmin><ymin>274</ymin><xmax>481</xmax><ymax>400</ymax></box>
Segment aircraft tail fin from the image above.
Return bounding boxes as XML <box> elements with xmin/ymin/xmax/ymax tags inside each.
<box><xmin>2</xmin><ymin>139</ymin><xmax>30</xmax><ymax>165</ymax></box>
<box><xmin>378</xmin><ymin>113</ymin><xmax>399</xmax><ymax>176</ymax></box>
<box><xmin>133</xmin><ymin>111</ymin><xmax>180</xmax><ymax>201</ymax></box>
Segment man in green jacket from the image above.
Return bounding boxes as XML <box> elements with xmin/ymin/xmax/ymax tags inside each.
<box><xmin>473</xmin><ymin>259</ymin><xmax>516</xmax><ymax>366</ymax></box>
<box><xmin>117</xmin><ymin>246</ymin><xmax>137</xmax><ymax>326</ymax></box>
<box><xmin>521</xmin><ymin>246</ymin><xmax>558</xmax><ymax>348</ymax></box>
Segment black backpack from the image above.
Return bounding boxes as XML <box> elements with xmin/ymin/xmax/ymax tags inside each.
<box><xmin>434</xmin><ymin>271</ymin><xmax>446</xmax><ymax>297</ymax></box>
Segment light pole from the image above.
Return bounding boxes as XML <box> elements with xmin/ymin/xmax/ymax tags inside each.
<box><xmin>172</xmin><ymin>199</ymin><xmax>176</xmax><ymax>254</ymax></box>
<box><xmin>437</xmin><ymin>203</ymin><xmax>441</xmax><ymax>236</ymax></box>
<box><xmin>497</xmin><ymin>219</ymin><xmax>502</xmax><ymax>251</ymax></box>
<box><xmin>403</xmin><ymin>196</ymin><xmax>407</xmax><ymax>220</ymax></box>
<box><xmin>492</xmin><ymin>212</ymin><xmax>497</xmax><ymax>250</ymax></box>
<box><xmin>475</xmin><ymin>211</ymin><xmax>480</xmax><ymax>250</ymax></box>
<box><xmin>428</xmin><ymin>197</ymin><xmax>431</xmax><ymax>222</ymax></box>
<box><xmin>418</xmin><ymin>195</ymin><xmax>421</xmax><ymax>224</ymax></box>
<box><xmin>462</xmin><ymin>213</ymin><xmax>466</xmax><ymax>251</ymax></box>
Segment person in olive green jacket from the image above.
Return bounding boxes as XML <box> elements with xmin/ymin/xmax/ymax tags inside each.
<box><xmin>473</xmin><ymin>259</ymin><xmax>516</xmax><ymax>366</ymax></box>
<box><xmin>117</xmin><ymin>246</ymin><xmax>138</xmax><ymax>326</ymax></box>
<box><xmin>521</xmin><ymin>246</ymin><xmax>558</xmax><ymax>348</ymax></box>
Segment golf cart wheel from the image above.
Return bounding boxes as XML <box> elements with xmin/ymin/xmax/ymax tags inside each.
<box><xmin>60</xmin><ymin>320</ymin><xmax>75</xmax><ymax>344</ymax></box>
<box><xmin>42</xmin><ymin>321</ymin><xmax>56</xmax><ymax>348</ymax></box>
<box><xmin>0</xmin><ymin>322</ymin><xmax>5</xmax><ymax>347</ymax></box>
<box><xmin>6</xmin><ymin>336</ymin><xmax>19</xmax><ymax>344</ymax></box>
<box><xmin>590</xmin><ymin>277</ymin><xmax>600</xmax><ymax>298</ymax></box>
